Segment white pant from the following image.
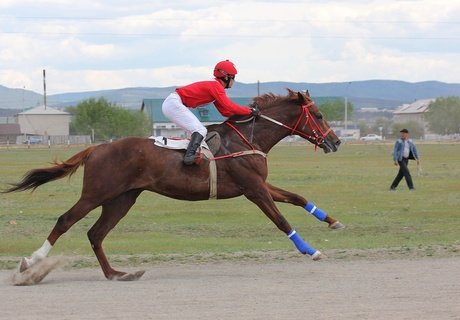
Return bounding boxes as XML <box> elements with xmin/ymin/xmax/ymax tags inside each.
<box><xmin>162</xmin><ymin>92</ymin><xmax>207</xmax><ymax>137</ymax></box>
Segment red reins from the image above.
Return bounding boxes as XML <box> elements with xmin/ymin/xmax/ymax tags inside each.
<box><xmin>261</xmin><ymin>102</ymin><xmax>332</xmax><ymax>146</ymax></box>
<box><xmin>222</xmin><ymin>102</ymin><xmax>332</xmax><ymax>156</ymax></box>
<box><xmin>225</xmin><ymin>121</ymin><xmax>256</xmax><ymax>151</ymax></box>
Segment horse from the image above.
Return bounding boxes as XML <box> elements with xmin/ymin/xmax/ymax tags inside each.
<box><xmin>4</xmin><ymin>89</ymin><xmax>343</xmax><ymax>283</ymax></box>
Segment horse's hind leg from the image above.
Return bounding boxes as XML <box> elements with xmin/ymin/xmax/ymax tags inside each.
<box><xmin>266</xmin><ymin>183</ymin><xmax>345</xmax><ymax>230</ymax></box>
<box><xmin>87</xmin><ymin>189</ymin><xmax>144</xmax><ymax>281</ymax></box>
<box><xmin>19</xmin><ymin>198</ymin><xmax>99</xmax><ymax>272</ymax></box>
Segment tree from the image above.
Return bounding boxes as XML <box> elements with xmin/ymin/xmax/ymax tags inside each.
<box><xmin>391</xmin><ymin>121</ymin><xmax>424</xmax><ymax>139</ymax></box>
<box><xmin>358</xmin><ymin>120</ymin><xmax>370</xmax><ymax>136</ymax></box>
<box><xmin>68</xmin><ymin>97</ymin><xmax>151</xmax><ymax>141</ymax></box>
<box><xmin>425</xmin><ymin>97</ymin><xmax>460</xmax><ymax>134</ymax></box>
<box><xmin>372</xmin><ymin>117</ymin><xmax>392</xmax><ymax>138</ymax></box>
<box><xmin>318</xmin><ymin>98</ymin><xmax>354</xmax><ymax>122</ymax></box>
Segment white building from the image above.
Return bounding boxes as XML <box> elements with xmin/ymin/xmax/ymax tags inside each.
<box><xmin>393</xmin><ymin>98</ymin><xmax>435</xmax><ymax>135</ymax></box>
<box><xmin>17</xmin><ymin>105</ymin><xmax>71</xmax><ymax>136</ymax></box>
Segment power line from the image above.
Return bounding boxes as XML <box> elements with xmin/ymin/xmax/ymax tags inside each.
<box><xmin>1</xmin><ymin>30</ymin><xmax>459</xmax><ymax>40</ymax></box>
<box><xmin>2</xmin><ymin>15</ymin><xmax>460</xmax><ymax>24</ymax></box>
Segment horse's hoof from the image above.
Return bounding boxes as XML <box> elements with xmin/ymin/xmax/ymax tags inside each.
<box><xmin>19</xmin><ymin>257</ymin><xmax>30</xmax><ymax>273</ymax></box>
<box><xmin>329</xmin><ymin>221</ymin><xmax>345</xmax><ymax>230</ymax></box>
<box><xmin>116</xmin><ymin>270</ymin><xmax>145</xmax><ymax>281</ymax></box>
<box><xmin>311</xmin><ymin>251</ymin><xmax>324</xmax><ymax>261</ymax></box>
<box><xmin>12</xmin><ymin>257</ymin><xmax>68</xmax><ymax>286</ymax></box>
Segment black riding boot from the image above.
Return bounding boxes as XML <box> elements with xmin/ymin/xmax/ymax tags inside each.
<box><xmin>184</xmin><ymin>132</ymin><xmax>204</xmax><ymax>165</ymax></box>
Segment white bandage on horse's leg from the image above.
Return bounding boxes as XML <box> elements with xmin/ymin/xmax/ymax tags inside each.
<box><xmin>28</xmin><ymin>240</ymin><xmax>53</xmax><ymax>265</ymax></box>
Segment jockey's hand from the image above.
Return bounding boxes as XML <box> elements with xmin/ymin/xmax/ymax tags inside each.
<box><xmin>250</xmin><ymin>107</ymin><xmax>260</xmax><ymax>117</ymax></box>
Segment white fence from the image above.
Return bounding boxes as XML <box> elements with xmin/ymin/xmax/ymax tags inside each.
<box><xmin>6</xmin><ymin>135</ymin><xmax>92</xmax><ymax>146</ymax></box>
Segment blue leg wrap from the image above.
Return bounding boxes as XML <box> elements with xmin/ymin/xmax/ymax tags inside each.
<box><xmin>287</xmin><ymin>230</ymin><xmax>317</xmax><ymax>256</ymax></box>
<box><xmin>304</xmin><ymin>202</ymin><xmax>327</xmax><ymax>221</ymax></box>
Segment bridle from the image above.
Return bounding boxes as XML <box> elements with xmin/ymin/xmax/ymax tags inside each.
<box><xmin>225</xmin><ymin>101</ymin><xmax>333</xmax><ymax>154</ymax></box>
<box><xmin>259</xmin><ymin>101</ymin><xmax>332</xmax><ymax>146</ymax></box>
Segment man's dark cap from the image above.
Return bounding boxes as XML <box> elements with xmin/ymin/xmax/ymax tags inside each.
<box><xmin>400</xmin><ymin>129</ymin><xmax>409</xmax><ymax>133</ymax></box>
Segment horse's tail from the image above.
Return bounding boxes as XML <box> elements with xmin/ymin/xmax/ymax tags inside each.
<box><xmin>3</xmin><ymin>146</ymin><xmax>97</xmax><ymax>193</ymax></box>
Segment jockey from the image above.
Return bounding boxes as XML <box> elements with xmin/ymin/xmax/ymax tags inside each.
<box><xmin>162</xmin><ymin>60</ymin><xmax>259</xmax><ymax>165</ymax></box>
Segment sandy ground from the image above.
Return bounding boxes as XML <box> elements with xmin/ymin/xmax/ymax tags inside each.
<box><xmin>1</xmin><ymin>256</ymin><xmax>459</xmax><ymax>320</ymax></box>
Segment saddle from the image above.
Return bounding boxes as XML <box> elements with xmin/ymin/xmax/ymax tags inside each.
<box><xmin>149</xmin><ymin>131</ymin><xmax>221</xmax><ymax>156</ymax></box>
<box><xmin>149</xmin><ymin>132</ymin><xmax>221</xmax><ymax>200</ymax></box>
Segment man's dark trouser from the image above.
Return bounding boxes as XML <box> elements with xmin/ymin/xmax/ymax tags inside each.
<box><xmin>390</xmin><ymin>158</ymin><xmax>414</xmax><ymax>190</ymax></box>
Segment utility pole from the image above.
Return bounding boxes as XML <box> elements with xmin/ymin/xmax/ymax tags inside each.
<box><xmin>43</xmin><ymin>69</ymin><xmax>47</xmax><ymax>110</ymax></box>
<box><xmin>344</xmin><ymin>82</ymin><xmax>352</xmax><ymax>132</ymax></box>
<box><xmin>344</xmin><ymin>96</ymin><xmax>348</xmax><ymax>132</ymax></box>
<box><xmin>22</xmin><ymin>85</ymin><xmax>25</xmax><ymax>112</ymax></box>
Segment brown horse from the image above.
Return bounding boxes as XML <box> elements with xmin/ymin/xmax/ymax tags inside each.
<box><xmin>5</xmin><ymin>89</ymin><xmax>343</xmax><ymax>282</ymax></box>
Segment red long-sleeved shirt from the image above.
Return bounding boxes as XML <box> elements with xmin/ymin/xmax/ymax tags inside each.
<box><xmin>175</xmin><ymin>80</ymin><xmax>251</xmax><ymax>117</ymax></box>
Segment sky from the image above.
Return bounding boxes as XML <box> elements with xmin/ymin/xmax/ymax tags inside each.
<box><xmin>1</xmin><ymin>0</ymin><xmax>459</xmax><ymax>94</ymax></box>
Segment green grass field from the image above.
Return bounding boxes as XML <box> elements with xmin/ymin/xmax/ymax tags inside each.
<box><xmin>1</xmin><ymin>142</ymin><xmax>459</xmax><ymax>268</ymax></box>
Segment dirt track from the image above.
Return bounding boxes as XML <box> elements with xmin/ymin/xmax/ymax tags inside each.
<box><xmin>1</xmin><ymin>256</ymin><xmax>459</xmax><ymax>320</ymax></box>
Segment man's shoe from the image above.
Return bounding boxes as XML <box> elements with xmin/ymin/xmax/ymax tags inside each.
<box><xmin>184</xmin><ymin>132</ymin><xmax>204</xmax><ymax>165</ymax></box>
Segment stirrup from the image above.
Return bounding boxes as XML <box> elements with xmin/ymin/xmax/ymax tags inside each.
<box><xmin>184</xmin><ymin>151</ymin><xmax>202</xmax><ymax>165</ymax></box>
<box><xmin>194</xmin><ymin>151</ymin><xmax>203</xmax><ymax>165</ymax></box>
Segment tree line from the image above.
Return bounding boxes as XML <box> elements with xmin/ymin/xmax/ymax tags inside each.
<box><xmin>67</xmin><ymin>96</ymin><xmax>459</xmax><ymax>141</ymax></box>
<box><xmin>319</xmin><ymin>96</ymin><xmax>460</xmax><ymax>138</ymax></box>
<box><xmin>68</xmin><ymin>97</ymin><xmax>151</xmax><ymax>141</ymax></box>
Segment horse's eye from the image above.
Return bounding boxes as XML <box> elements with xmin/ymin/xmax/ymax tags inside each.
<box><xmin>316</xmin><ymin>113</ymin><xmax>323</xmax><ymax>120</ymax></box>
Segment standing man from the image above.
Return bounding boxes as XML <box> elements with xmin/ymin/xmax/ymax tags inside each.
<box><xmin>390</xmin><ymin>129</ymin><xmax>420</xmax><ymax>190</ymax></box>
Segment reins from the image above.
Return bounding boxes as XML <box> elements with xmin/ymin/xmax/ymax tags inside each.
<box><xmin>259</xmin><ymin>102</ymin><xmax>332</xmax><ymax>146</ymax></box>
<box><xmin>207</xmin><ymin>121</ymin><xmax>265</xmax><ymax>161</ymax></box>
<box><xmin>225</xmin><ymin>122</ymin><xmax>255</xmax><ymax>151</ymax></box>
<box><xmin>208</xmin><ymin>101</ymin><xmax>331</xmax><ymax>161</ymax></box>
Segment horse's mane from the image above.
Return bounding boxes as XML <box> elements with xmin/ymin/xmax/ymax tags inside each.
<box><xmin>226</xmin><ymin>89</ymin><xmax>309</xmax><ymax>123</ymax></box>
<box><xmin>251</xmin><ymin>90</ymin><xmax>298</xmax><ymax>110</ymax></box>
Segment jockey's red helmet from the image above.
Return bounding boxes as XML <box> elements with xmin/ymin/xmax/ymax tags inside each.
<box><xmin>214</xmin><ymin>60</ymin><xmax>237</xmax><ymax>78</ymax></box>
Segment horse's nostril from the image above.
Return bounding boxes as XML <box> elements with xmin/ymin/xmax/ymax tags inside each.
<box><xmin>336</xmin><ymin>140</ymin><xmax>341</xmax><ymax>146</ymax></box>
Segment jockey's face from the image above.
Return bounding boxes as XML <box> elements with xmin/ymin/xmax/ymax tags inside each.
<box><xmin>227</xmin><ymin>76</ymin><xmax>235</xmax><ymax>88</ymax></box>
<box><xmin>217</xmin><ymin>76</ymin><xmax>235</xmax><ymax>89</ymax></box>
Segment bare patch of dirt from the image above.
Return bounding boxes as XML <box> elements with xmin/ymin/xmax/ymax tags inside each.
<box><xmin>1</xmin><ymin>254</ymin><xmax>459</xmax><ymax>319</ymax></box>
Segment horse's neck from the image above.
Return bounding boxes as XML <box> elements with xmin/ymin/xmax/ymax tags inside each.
<box><xmin>222</xmin><ymin>117</ymin><xmax>289</xmax><ymax>153</ymax></box>
<box><xmin>253</xmin><ymin>122</ymin><xmax>289</xmax><ymax>152</ymax></box>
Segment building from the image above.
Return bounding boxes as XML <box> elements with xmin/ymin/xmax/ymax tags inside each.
<box><xmin>141</xmin><ymin>98</ymin><xmax>252</xmax><ymax>137</ymax></box>
<box><xmin>0</xmin><ymin>123</ymin><xmax>21</xmax><ymax>144</ymax></box>
<box><xmin>393</xmin><ymin>98</ymin><xmax>435</xmax><ymax>134</ymax></box>
<box><xmin>16</xmin><ymin>105</ymin><xmax>71</xmax><ymax>136</ymax></box>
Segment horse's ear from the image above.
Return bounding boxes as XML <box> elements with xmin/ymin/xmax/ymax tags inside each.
<box><xmin>297</xmin><ymin>91</ymin><xmax>308</xmax><ymax>104</ymax></box>
<box><xmin>287</xmin><ymin>88</ymin><xmax>296</xmax><ymax>98</ymax></box>
<box><xmin>305</xmin><ymin>90</ymin><xmax>310</xmax><ymax>97</ymax></box>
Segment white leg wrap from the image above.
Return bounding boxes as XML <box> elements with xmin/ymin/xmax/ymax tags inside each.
<box><xmin>29</xmin><ymin>240</ymin><xmax>53</xmax><ymax>265</ymax></box>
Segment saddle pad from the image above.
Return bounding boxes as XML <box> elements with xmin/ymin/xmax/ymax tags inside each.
<box><xmin>149</xmin><ymin>136</ymin><xmax>210</xmax><ymax>150</ymax></box>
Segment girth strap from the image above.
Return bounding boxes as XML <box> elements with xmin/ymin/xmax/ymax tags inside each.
<box><xmin>202</xmin><ymin>149</ymin><xmax>267</xmax><ymax>200</ymax></box>
<box><xmin>201</xmin><ymin>148</ymin><xmax>217</xmax><ymax>200</ymax></box>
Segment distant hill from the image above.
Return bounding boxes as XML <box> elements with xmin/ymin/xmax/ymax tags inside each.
<box><xmin>0</xmin><ymin>85</ymin><xmax>43</xmax><ymax>110</ymax></box>
<box><xmin>1</xmin><ymin>80</ymin><xmax>460</xmax><ymax>110</ymax></box>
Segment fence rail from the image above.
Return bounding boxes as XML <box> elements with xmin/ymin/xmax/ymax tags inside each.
<box><xmin>0</xmin><ymin>135</ymin><xmax>91</xmax><ymax>146</ymax></box>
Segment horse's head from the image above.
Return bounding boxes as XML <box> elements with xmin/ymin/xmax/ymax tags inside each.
<box><xmin>284</xmin><ymin>89</ymin><xmax>341</xmax><ymax>153</ymax></box>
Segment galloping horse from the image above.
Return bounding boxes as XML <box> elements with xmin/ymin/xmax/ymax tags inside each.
<box><xmin>5</xmin><ymin>89</ymin><xmax>343</xmax><ymax>282</ymax></box>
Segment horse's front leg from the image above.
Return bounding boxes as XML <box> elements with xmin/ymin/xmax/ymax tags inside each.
<box><xmin>267</xmin><ymin>183</ymin><xmax>345</xmax><ymax>230</ymax></box>
<box><xmin>244</xmin><ymin>184</ymin><xmax>323</xmax><ymax>260</ymax></box>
